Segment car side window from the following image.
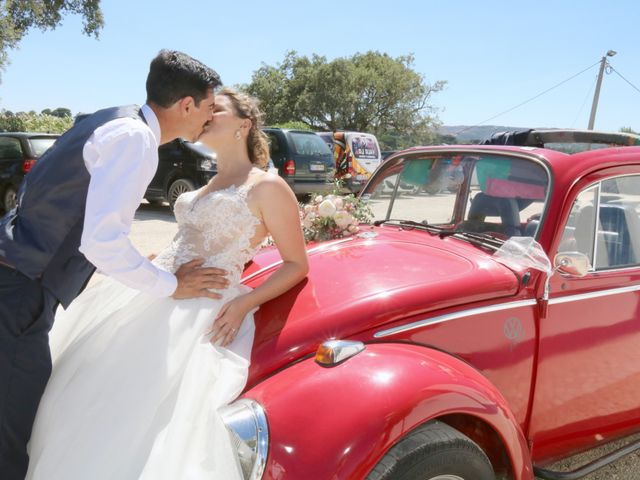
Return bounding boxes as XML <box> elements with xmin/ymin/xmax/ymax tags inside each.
<box><xmin>266</xmin><ymin>133</ymin><xmax>281</xmax><ymax>156</ymax></box>
<box><xmin>0</xmin><ymin>138</ymin><xmax>23</xmax><ymax>160</ymax></box>
<box><xmin>560</xmin><ymin>176</ymin><xmax>640</xmax><ymax>270</ymax></box>
<box><xmin>597</xmin><ymin>176</ymin><xmax>640</xmax><ymax>269</ymax></box>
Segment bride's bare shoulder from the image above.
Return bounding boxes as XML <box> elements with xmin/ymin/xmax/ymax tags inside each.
<box><xmin>250</xmin><ymin>170</ymin><xmax>296</xmax><ymax>201</ymax></box>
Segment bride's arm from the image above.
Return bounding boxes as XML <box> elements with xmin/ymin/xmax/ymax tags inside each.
<box><xmin>210</xmin><ymin>175</ymin><xmax>308</xmax><ymax>346</ymax></box>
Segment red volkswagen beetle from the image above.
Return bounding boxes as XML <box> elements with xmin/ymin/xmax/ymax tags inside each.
<box><xmin>223</xmin><ymin>130</ymin><xmax>640</xmax><ymax>480</ymax></box>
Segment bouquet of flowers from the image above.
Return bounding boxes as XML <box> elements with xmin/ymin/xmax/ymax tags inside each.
<box><xmin>300</xmin><ymin>188</ymin><xmax>372</xmax><ymax>243</ymax></box>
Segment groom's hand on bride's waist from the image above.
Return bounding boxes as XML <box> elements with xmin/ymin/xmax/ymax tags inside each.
<box><xmin>172</xmin><ymin>259</ymin><xmax>229</xmax><ymax>300</ymax></box>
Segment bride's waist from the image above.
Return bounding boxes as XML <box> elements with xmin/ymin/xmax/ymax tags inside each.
<box><xmin>153</xmin><ymin>251</ymin><xmax>244</xmax><ymax>283</ymax></box>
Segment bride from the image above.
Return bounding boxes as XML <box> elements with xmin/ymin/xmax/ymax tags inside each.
<box><xmin>26</xmin><ymin>88</ymin><xmax>308</xmax><ymax>479</ymax></box>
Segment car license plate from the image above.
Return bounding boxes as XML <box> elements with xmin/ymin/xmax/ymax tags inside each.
<box><xmin>310</xmin><ymin>164</ymin><xmax>325</xmax><ymax>172</ymax></box>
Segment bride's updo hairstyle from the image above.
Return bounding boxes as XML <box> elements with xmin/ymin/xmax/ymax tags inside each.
<box><xmin>218</xmin><ymin>87</ymin><xmax>270</xmax><ymax>169</ymax></box>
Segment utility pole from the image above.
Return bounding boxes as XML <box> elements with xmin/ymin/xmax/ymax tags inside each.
<box><xmin>588</xmin><ymin>50</ymin><xmax>616</xmax><ymax>130</ymax></box>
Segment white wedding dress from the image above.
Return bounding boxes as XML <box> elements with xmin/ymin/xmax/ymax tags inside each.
<box><xmin>26</xmin><ymin>181</ymin><xmax>265</xmax><ymax>479</ymax></box>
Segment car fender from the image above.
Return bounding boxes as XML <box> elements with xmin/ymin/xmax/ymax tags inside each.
<box><xmin>245</xmin><ymin>343</ymin><xmax>533</xmax><ymax>480</ymax></box>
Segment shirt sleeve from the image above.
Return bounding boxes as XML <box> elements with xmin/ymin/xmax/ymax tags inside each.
<box><xmin>79</xmin><ymin>118</ymin><xmax>178</xmax><ymax>297</ymax></box>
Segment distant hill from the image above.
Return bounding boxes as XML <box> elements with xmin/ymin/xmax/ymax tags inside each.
<box><xmin>438</xmin><ymin>125</ymin><xmax>526</xmax><ymax>144</ymax></box>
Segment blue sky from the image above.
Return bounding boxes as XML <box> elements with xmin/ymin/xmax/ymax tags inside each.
<box><xmin>1</xmin><ymin>0</ymin><xmax>639</xmax><ymax>132</ymax></box>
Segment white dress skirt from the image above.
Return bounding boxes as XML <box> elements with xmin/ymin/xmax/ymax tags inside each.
<box><xmin>26</xmin><ymin>181</ymin><xmax>266</xmax><ymax>479</ymax></box>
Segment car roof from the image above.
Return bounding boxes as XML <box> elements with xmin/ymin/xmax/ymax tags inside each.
<box><xmin>482</xmin><ymin>128</ymin><xmax>640</xmax><ymax>149</ymax></box>
<box><xmin>263</xmin><ymin>127</ymin><xmax>320</xmax><ymax>134</ymax></box>
<box><xmin>0</xmin><ymin>132</ymin><xmax>60</xmax><ymax>138</ymax></box>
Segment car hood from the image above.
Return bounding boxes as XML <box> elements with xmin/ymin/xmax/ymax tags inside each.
<box><xmin>242</xmin><ymin>227</ymin><xmax>520</xmax><ymax>388</ymax></box>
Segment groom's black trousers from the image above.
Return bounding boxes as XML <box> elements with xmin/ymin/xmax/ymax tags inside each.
<box><xmin>0</xmin><ymin>264</ymin><xmax>57</xmax><ymax>480</ymax></box>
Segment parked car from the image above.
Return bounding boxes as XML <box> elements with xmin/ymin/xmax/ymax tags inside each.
<box><xmin>319</xmin><ymin>131</ymin><xmax>383</xmax><ymax>193</ymax></box>
<box><xmin>263</xmin><ymin>128</ymin><xmax>334</xmax><ymax>196</ymax></box>
<box><xmin>0</xmin><ymin>132</ymin><xmax>59</xmax><ymax>212</ymax></box>
<box><xmin>338</xmin><ymin>131</ymin><xmax>382</xmax><ymax>191</ymax></box>
<box><xmin>75</xmin><ymin>114</ymin><xmax>216</xmax><ymax>208</ymax></box>
<box><xmin>221</xmin><ymin>130</ymin><xmax>640</xmax><ymax>479</ymax></box>
<box><xmin>144</xmin><ymin>138</ymin><xmax>216</xmax><ymax>208</ymax></box>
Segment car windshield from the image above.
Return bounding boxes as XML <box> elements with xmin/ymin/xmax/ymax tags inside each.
<box><xmin>290</xmin><ymin>132</ymin><xmax>331</xmax><ymax>156</ymax></box>
<box><xmin>361</xmin><ymin>152</ymin><xmax>550</xmax><ymax>241</ymax></box>
<box><xmin>29</xmin><ymin>137</ymin><xmax>57</xmax><ymax>157</ymax></box>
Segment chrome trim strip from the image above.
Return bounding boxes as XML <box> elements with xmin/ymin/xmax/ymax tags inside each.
<box><xmin>374</xmin><ymin>299</ymin><xmax>537</xmax><ymax>338</ymax></box>
<box><xmin>549</xmin><ymin>284</ymin><xmax>640</xmax><ymax>305</ymax></box>
<box><xmin>249</xmin><ymin>400</ymin><xmax>269</xmax><ymax>480</ymax></box>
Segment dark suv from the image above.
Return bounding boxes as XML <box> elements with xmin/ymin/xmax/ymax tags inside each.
<box><xmin>144</xmin><ymin>138</ymin><xmax>217</xmax><ymax>208</ymax></box>
<box><xmin>263</xmin><ymin>128</ymin><xmax>334</xmax><ymax>196</ymax></box>
<box><xmin>0</xmin><ymin>132</ymin><xmax>59</xmax><ymax>212</ymax></box>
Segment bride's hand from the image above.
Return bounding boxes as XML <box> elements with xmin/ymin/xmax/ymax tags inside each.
<box><xmin>209</xmin><ymin>297</ymin><xmax>251</xmax><ymax>347</ymax></box>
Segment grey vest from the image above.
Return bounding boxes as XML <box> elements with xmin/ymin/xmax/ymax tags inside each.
<box><xmin>0</xmin><ymin>105</ymin><xmax>147</xmax><ymax>307</ymax></box>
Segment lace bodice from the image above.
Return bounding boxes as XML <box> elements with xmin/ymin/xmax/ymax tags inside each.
<box><xmin>153</xmin><ymin>182</ymin><xmax>263</xmax><ymax>286</ymax></box>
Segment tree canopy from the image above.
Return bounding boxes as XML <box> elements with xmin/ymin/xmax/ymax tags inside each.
<box><xmin>0</xmin><ymin>1</ymin><xmax>104</xmax><ymax>78</ymax></box>
<box><xmin>0</xmin><ymin>109</ymin><xmax>73</xmax><ymax>133</ymax></box>
<box><xmin>245</xmin><ymin>50</ymin><xmax>446</xmax><ymax>147</ymax></box>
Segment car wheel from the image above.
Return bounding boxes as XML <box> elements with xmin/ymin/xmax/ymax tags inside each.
<box><xmin>3</xmin><ymin>185</ymin><xmax>17</xmax><ymax>212</ymax></box>
<box><xmin>367</xmin><ymin>421</ymin><xmax>495</xmax><ymax>480</ymax></box>
<box><xmin>167</xmin><ymin>178</ymin><xmax>196</xmax><ymax>209</ymax></box>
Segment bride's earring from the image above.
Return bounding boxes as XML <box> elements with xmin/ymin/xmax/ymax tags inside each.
<box><xmin>234</xmin><ymin>129</ymin><xmax>241</xmax><ymax>140</ymax></box>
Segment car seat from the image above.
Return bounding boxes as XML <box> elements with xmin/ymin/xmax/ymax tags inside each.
<box><xmin>467</xmin><ymin>193</ymin><xmax>521</xmax><ymax>237</ymax></box>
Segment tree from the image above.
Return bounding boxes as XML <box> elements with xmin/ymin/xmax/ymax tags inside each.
<box><xmin>50</xmin><ymin>107</ymin><xmax>72</xmax><ymax>118</ymax></box>
<box><xmin>0</xmin><ymin>109</ymin><xmax>72</xmax><ymax>133</ymax></box>
<box><xmin>620</xmin><ymin>126</ymin><xmax>638</xmax><ymax>135</ymax></box>
<box><xmin>245</xmin><ymin>51</ymin><xmax>445</xmax><ymax>139</ymax></box>
<box><xmin>0</xmin><ymin>1</ymin><xmax>104</xmax><ymax>79</ymax></box>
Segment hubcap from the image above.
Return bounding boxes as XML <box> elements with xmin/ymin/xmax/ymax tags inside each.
<box><xmin>4</xmin><ymin>188</ymin><xmax>16</xmax><ymax>211</ymax></box>
<box><xmin>169</xmin><ymin>182</ymin><xmax>192</xmax><ymax>204</ymax></box>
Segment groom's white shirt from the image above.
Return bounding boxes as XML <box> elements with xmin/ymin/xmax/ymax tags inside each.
<box><xmin>79</xmin><ymin>104</ymin><xmax>177</xmax><ymax>297</ymax></box>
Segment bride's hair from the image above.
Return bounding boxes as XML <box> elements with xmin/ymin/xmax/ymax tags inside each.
<box><xmin>218</xmin><ymin>88</ymin><xmax>270</xmax><ymax>168</ymax></box>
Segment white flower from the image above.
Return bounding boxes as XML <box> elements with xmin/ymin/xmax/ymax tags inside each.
<box><xmin>334</xmin><ymin>210</ymin><xmax>354</xmax><ymax>229</ymax></box>
<box><xmin>303</xmin><ymin>204</ymin><xmax>312</xmax><ymax>213</ymax></box>
<box><xmin>303</xmin><ymin>212</ymin><xmax>317</xmax><ymax>229</ymax></box>
<box><xmin>334</xmin><ymin>197</ymin><xmax>344</xmax><ymax>209</ymax></box>
<box><xmin>314</xmin><ymin>195</ymin><xmax>323</xmax><ymax>204</ymax></box>
<box><xmin>318</xmin><ymin>199</ymin><xmax>337</xmax><ymax>217</ymax></box>
<box><xmin>347</xmin><ymin>224</ymin><xmax>359</xmax><ymax>233</ymax></box>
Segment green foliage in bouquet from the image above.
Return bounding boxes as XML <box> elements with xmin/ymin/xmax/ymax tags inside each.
<box><xmin>300</xmin><ymin>182</ymin><xmax>373</xmax><ymax>242</ymax></box>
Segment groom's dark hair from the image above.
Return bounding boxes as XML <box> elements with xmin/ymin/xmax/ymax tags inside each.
<box><xmin>146</xmin><ymin>50</ymin><xmax>221</xmax><ymax>108</ymax></box>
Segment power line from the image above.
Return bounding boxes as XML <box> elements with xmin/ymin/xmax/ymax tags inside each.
<box><xmin>609</xmin><ymin>66</ymin><xmax>640</xmax><ymax>95</ymax></box>
<box><xmin>571</xmin><ymin>72</ymin><xmax>596</xmax><ymax>128</ymax></box>
<box><xmin>454</xmin><ymin>59</ymin><xmax>602</xmax><ymax>135</ymax></box>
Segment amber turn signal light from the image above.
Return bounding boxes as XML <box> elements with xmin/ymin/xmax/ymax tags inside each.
<box><xmin>315</xmin><ymin>340</ymin><xmax>365</xmax><ymax>367</ymax></box>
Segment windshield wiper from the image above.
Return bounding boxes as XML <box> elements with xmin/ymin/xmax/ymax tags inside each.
<box><xmin>373</xmin><ymin>219</ymin><xmax>447</xmax><ymax>235</ymax></box>
<box><xmin>373</xmin><ymin>219</ymin><xmax>504</xmax><ymax>251</ymax></box>
<box><xmin>438</xmin><ymin>230</ymin><xmax>504</xmax><ymax>250</ymax></box>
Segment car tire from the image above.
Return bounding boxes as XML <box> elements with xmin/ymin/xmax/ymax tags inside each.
<box><xmin>167</xmin><ymin>178</ymin><xmax>196</xmax><ymax>209</ymax></box>
<box><xmin>367</xmin><ymin>421</ymin><xmax>495</xmax><ymax>480</ymax></box>
<box><xmin>3</xmin><ymin>185</ymin><xmax>17</xmax><ymax>212</ymax></box>
<box><xmin>145</xmin><ymin>197</ymin><xmax>165</xmax><ymax>206</ymax></box>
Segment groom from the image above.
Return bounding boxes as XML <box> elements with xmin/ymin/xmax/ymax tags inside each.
<box><xmin>0</xmin><ymin>50</ymin><xmax>228</xmax><ymax>479</ymax></box>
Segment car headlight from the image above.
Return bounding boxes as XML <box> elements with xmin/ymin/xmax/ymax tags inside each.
<box><xmin>198</xmin><ymin>157</ymin><xmax>216</xmax><ymax>171</ymax></box>
<box><xmin>219</xmin><ymin>398</ymin><xmax>268</xmax><ymax>480</ymax></box>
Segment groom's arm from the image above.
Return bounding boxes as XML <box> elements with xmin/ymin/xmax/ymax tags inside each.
<box><xmin>79</xmin><ymin>116</ymin><xmax>178</xmax><ymax>297</ymax></box>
